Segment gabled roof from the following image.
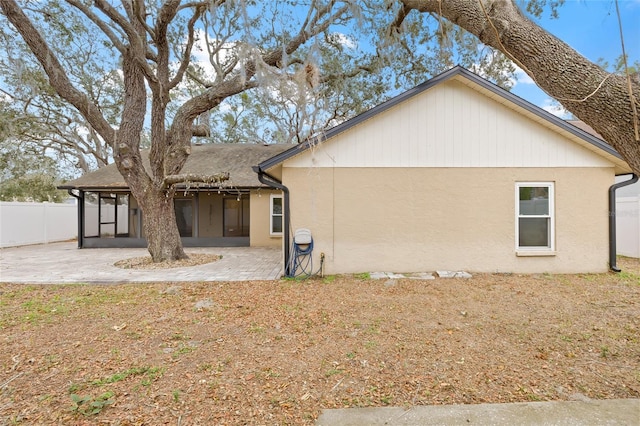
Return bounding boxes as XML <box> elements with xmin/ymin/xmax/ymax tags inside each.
<box><xmin>60</xmin><ymin>143</ymin><xmax>292</xmax><ymax>191</ymax></box>
<box><xmin>566</xmin><ymin>120</ymin><xmax>603</xmax><ymax>138</ymax></box>
<box><xmin>257</xmin><ymin>66</ymin><xmax>629</xmax><ymax>172</ymax></box>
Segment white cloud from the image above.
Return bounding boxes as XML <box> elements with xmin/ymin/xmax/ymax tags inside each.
<box><xmin>329</xmin><ymin>32</ymin><xmax>357</xmax><ymax>49</ymax></box>
<box><xmin>512</xmin><ymin>65</ymin><xmax>535</xmax><ymax>86</ymax></box>
<box><xmin>189</xmin><ymin>29</ymin><xmax>237</xmax><ymax>80</ymax></box>
<box><xmin>541</xmin><ymin>99</ymin><xmax>571</xmax><ymax>118</ymax></box>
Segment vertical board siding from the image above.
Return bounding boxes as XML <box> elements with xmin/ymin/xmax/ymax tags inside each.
<box><xmin>0</xmin><ymin>202</ymin><xmax>77</xmax><ymax>247</ymax></box>
<box><xmin>284</xmin><ymin>80</ymin><xmax>611</xmax><ymax>169</ymax></box>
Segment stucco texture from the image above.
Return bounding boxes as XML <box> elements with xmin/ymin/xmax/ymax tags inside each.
<box><xmin>283</xmin><ymin>166</ymin><xmax>613</xmax><ymax>274</ymax></box>
<box><xmin>249</xmin><ymin>189</ymin><xmax>283</xmax><ymax>247</ymax></box>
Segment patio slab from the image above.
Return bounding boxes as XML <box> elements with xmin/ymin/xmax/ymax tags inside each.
<box><xmin>0</xmin><ymin>241</ymin><xmax>283</xmax><ymax>283</ymax></box>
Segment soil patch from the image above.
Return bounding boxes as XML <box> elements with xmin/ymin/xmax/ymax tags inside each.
<box><xmin>114</xmin><ymin>253</ymin><xmax>220</xmax><ymax>269</ymax></box>
<box><xmin>1</xmin><ymin>258</ymin><xmax>639</xmax><ymax>425</ymax></box>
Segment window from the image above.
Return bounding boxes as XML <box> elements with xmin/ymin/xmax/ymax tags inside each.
<box><xmin>516</xmin><ymin>183</ymin><xmax>554</xmax><ymax>251</ymax></box>
<box><xmin>270</xmin><ymin>195</ymin><xmax>283</xmax><ymax>235</ymax></box>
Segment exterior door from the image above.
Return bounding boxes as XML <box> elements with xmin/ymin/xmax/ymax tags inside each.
<box><xmin>223</xmin><ymin>197</ymin><xmax>249</xmax><ymax>237</ymax></box>
<box><xmin>174</xmin><ymin>198</ymin><xmax>193</xmax><ymax>237</ymax></box>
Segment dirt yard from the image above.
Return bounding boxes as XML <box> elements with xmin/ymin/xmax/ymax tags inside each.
<box><xmin>1</xmin><ymin>258</ymin><xmax>639</xmax><ymax>425</ymax></box>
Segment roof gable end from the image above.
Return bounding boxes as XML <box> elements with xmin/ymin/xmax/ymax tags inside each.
<box><xmin>257</xmin><ymin>66</ymin><xmax>628</xmax><ymax>173</ymax></box>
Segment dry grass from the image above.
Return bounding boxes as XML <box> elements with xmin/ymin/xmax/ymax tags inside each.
<box><xmin>1</xmin><ymin>258</ymin><xmax>639</xmax><ymax>425</ymax></box>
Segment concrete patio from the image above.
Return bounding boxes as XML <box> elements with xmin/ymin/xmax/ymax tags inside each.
<box><xmin>0</xmin><ymin>241</ymin><xmax>282</xmax><ymax>283</ymax></box>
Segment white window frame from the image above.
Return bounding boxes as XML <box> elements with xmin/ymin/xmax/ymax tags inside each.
<box><xmin>270</xmin><ymin>194</ymin><xmax>283</xmax><ymax>236</ymax></box>
<box><xmin>515</xmin><ymin>182</ymin><xmax>555</xmax><ymax>254</ymax></box>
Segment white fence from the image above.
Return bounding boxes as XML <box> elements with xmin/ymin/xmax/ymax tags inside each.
<box><xmin>0</xmin><ymin>202</ymin><xmax>77</xmax><ymax>248</ymax></box>
<box><xmin>616</xmin><ymin>196</ymin><xmax>640</xmax><ymax>258</ymax></box>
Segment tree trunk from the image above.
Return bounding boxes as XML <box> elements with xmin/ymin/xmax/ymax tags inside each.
<box><xmin>137</xmin><ymin>188</ymin><xmax>188</xmax><ymax>262</ymax></box>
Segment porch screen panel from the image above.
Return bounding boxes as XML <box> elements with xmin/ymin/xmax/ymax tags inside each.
<box><xmin>116</xmin><ymin>194</ymin><xmax>129</xmax><ymax>236</ymax></box>
<box><xmin>223</xmin><ymin>197</ymin><xmax>249</xmax><ymax>237</ymax></box>
<box><xmin>174</xmin><ymin>199</ymin><xmax>193</xmax><ymax>237</ymax></box>
<box><xmin>100</xmin><ymin>194</ymin><xmax>116</xmax><ymax>238</ymax></box>
<box><xmin>83</xmin><ymin>192</ymin><xmax>99</xmax><ymax>237</ymax></box>
<box><xmin>129</xmin><ymin>199</ymin><xmax>141</xmax><ymax>238</ymax></box>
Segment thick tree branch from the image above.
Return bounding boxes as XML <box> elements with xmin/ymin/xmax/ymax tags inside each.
<box><xmin>163</xmin><ymin>172</ymin><xmax>230</xmax><ymax>189</ymax></box>
<box><xmin>94</xmin><ymin>0</ymin><xmax>157</xmax><ymax>85</ymax></box>
<box><xmin>163</xmin><ymin>2</ymin><xmax>351</xmax><ymax>176</ymax></box>
<box><xmin>113</xmin><ymin>8</ymin><xmax>153</xmax><ymax>193</ymax></box>
<box><xmin>155</xmin><ymin>0</ymin><xmax>181</xmax><ymax>87</ymax></box>
<box><xmin>164</xmin><ymin>76</ymin><xmax>259</xmax><ymax>175</ymax></box>
<box><xmin>131</xmin><ymin>0</ymin><xmax>156</xmax><ymax>42</ymax></box>
<box><xmin>191</xmin><ymin>124</ymin><xmax>210</xmax><ymax>137</ymax></box>
<box><xmin>399</xmin><ymin>0</ymin><xmax>640</xmax><ymax>175</ymax></box>
<box><xmin>0</xmin><ymin>0</ymin><xmax>115</xmax><ymax>147</ymax></box>
<box><xmin>64</xmin><ymin>0</ymin><xmax>126</xmax><ymax>54</ymax></box>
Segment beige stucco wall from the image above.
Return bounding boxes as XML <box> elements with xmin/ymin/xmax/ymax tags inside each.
<box><xmin>282</xmin><ymin>166</ymin><xmax>614</xmax><ymax>274</ymax></box>
<box><xmin>249</xmin><ymin>189</ymin><xmax>283</xmax><ymax>247</ymax></box>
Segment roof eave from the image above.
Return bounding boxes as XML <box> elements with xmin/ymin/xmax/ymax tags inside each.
<box><xmin>57</xmin><ymin>185</ymin><xmax>130</xmax><ymax>191</ymax></box>
<box><xmin>57</xmin><ymin>183</ymin><xmax>275</xmax><ymax>191</ymax></box>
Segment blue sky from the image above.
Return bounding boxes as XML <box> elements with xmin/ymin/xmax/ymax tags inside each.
<box><xmin>511</xmin><ymin>0</ymin><xmax>640</xmax><ymax>117</ymax></box>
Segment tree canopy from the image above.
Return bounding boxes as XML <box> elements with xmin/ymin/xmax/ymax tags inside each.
<box><xmin>0</xmin><ymin>1</ymin><xmax>517</xmax><ymax>170</ymax></box>
<box><xmin>0</xmin><ymin>100</ymin><xmax>67</xmax><ymax>202</ymax></box>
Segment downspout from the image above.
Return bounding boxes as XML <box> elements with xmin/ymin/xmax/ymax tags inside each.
<box><xmin>608</xmin><ymin>173</ymin><xmax>638</xmax><ymax>272</ymax></box>
<box><xmin>253</xmin><ymin>166</ymin><xmax>292</xmax><ymax>277</ymax></box>
<box><xmin>67</xmin><ymin>189</ymin><xmax>84</xmax><ymax>248</ymax></box>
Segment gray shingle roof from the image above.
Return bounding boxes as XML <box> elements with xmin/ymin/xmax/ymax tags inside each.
<box><xmin>60</xmin><ymin>143</ymin><xmax>292</xmax><ymax>190</ymax></box>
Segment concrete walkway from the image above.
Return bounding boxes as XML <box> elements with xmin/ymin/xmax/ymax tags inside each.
<box><xmin>0</xmin><ymin>241</ymin><xmax>282</xmax><ymax>283</ymax></box>
<box><xmin>317</xmin><ymin>398</ymin><xmax>640</xmax><ymax>425</ymax></box>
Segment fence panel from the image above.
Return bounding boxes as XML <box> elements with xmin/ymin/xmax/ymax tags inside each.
<box><xmin>616</xmin><ymin>196</ymin><xmax>640</xmax><ymax>258</ymax></box>
<box><xmin>0</xmin><ymin>202</ymin><xmax>77</xmax><ymax>248</ymax></box>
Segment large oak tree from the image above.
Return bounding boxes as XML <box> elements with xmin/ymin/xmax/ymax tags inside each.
<box><xmin>397</xmin><ymin>0</ymin><xmax>640</xmax><ymax>174</ymax></box>
<box><xmin>0</xmin><ymin>0</ymin><xmax>361</xmax><ymax>261</ymax></box>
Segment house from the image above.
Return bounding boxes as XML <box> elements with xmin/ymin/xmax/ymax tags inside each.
<box><xmin>62</xmin><ymin>66</ymin><xmax>635</xmax><ymax>275</ymax></box>
<box><xmin>255</xmin><ymin>66</ymin><xmax>634</xmax><ymax>275</ymax></box>
<box><xmin>60</xmin><ymin>143</ymin><xmax>291</xmax><ymax>248</ymax></box>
